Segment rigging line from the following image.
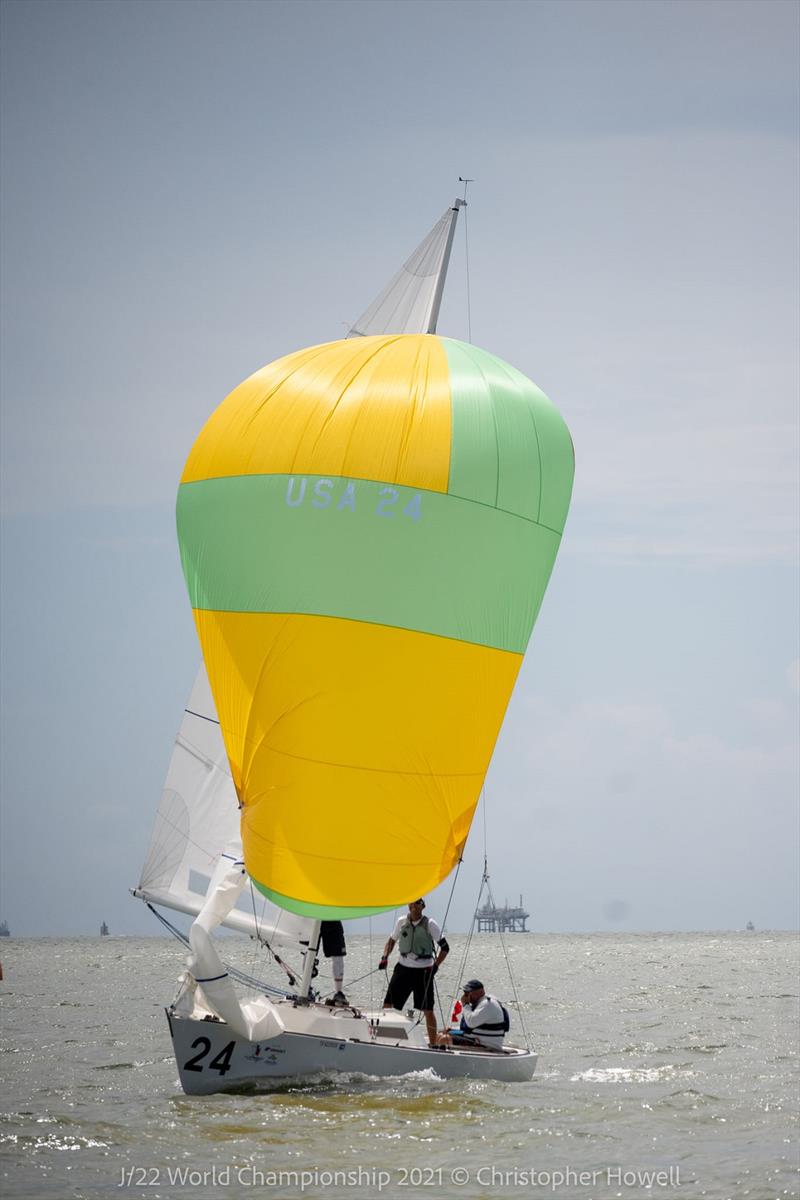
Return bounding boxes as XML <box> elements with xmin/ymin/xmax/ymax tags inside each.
<box><xmin>184</xmin><ymin>708</ymin><xmax>220</xmax><ymax>726</ymax></box>
<box><xmin>434</xmin><ymin>976</ymin><xmax>446</xmax><ymax>1032</ymax></box>
<box><xmin>436</xmin><ymin>856</ymin><xmax>464</xmax><ymax>1028</ymax></box>
<box><xmin>147</xmin><ymin>902</ymin><xmax>190</xmax><ymax>947</ymax></box>
<box><xmin>246</xmin><ymin>881</ymin><xmax>274</xmax><ymax>987</ymax></box>
<box><xmin>447</xmin><ymin>870</ymin><xmax>488</xmax><ymax>1028</ymax></box>
<box><xmin>244</xmin><ymin>882</ymin><xmax>269</xmax><ymax>956</ymax></box>
<box><xmin>248</xmin><ymin>879</ymin><xmax>263</xmax><ymax>943</ymax></box>
<box><xmin>462</xmin><ymin>189</ymin><xmax>473</xmax><ymax>344</ymax></box>
<box><xmin>145</xmin><ymin>903</ymin><xmax>292</xmax><ymax>997</ymax></box>
<box><xmin>439</xmin><ymin>856</ymin><xmax>463</xmax><ymax>938</ymax></box>
<box><xmin>341</xmin><ymin>966</ymin><xmax>381</xmax><ymax>989</ymax></box>
<box><xmin>482</xmin><ymin>786</ymin><xmax>488</xmax><ymax>875</ymax></box>
<box><xmin>475</xmin><ymin>790</ymin><xmax>531</xmax><ymax>1050</ymax></box>
<box><xmin>369</xmin><ymin>916</ymin><xmax>374</xmax><ymax>1011</ymax></box>
<box><xmin>484</xmin><ymin>876</ymin><xmax>531</xmax><ymax>1052</ymax></box>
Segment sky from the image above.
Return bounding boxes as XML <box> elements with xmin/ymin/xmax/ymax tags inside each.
<box><xmin>1</xmin><ymin>0</ymin><xmax>798</xmax><ymax>936</ymax></box>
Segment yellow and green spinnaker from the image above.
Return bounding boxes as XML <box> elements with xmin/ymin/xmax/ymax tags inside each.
<box><xmin>177</xmin><ymin>334</ymin><xmax>574</xmax><ymax>918</ymax></box>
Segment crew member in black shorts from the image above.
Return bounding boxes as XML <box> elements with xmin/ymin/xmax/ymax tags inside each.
<box><xmin>321</xmin><ymin>920</ymin><xmax>347</xmax><ymax>1006</ymax></box>
<box><xmin>378</xmin><ymin>899</ymin><xmax>449</xmax><ymax>1045</ymax></box>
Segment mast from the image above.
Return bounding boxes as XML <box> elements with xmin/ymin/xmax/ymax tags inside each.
<box><xmin>426</xmin><ymin>199</ymin><xmax>465</xmax><ymax>333</ymax></box>
<box><xmin>298</xmin><ymin>921</ymin><xmax>322</xmax><ymax>999</ymax></box>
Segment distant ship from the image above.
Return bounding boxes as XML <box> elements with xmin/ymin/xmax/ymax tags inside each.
<box><xmin>0</xmin><ymin>920</ymin><xmax>9</xmax><ymax>937</ymax></box>
<box><xmin>100</xmin><ymin>921</ymin><xmax>109</xmax><ymax>936</ymax></box>
<box><xmin>745</xmin><ymin>921</ymin><xmax>755</xmax><ymax>931</ymax></box>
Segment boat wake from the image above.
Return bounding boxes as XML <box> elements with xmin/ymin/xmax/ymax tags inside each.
<box><xmin>571</xmin><ymin>1065</ymin><xmax>685</xmax><ymax>1084</ymax></box>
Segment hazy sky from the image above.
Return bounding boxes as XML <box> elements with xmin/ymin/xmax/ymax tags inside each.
<box><xmin>1</xmin><ymin>0</ymin><xmax>797</xmax><ymax>935</ymax></box>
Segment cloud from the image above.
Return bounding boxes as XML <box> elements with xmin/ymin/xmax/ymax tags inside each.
<box><xmin>511</xmin><ymin>693</ymin><xmax>797</xmax><ymax>785</ymax></box>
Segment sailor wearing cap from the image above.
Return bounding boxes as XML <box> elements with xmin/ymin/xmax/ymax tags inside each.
<box><xmin>438</xmin><ymin>979</ymin><xmax>510</xmax><ymax>1050</ymax></box>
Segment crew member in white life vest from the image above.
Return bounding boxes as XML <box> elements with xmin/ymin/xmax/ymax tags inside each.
<box><xmin>378</xmin><ymin>898</ymin><xmax>449</xmax><ymax>1046</ymax></box>
<box><xmin>437</xmin><ymin>979</ymin><xmax>510</xmax><ymax>1049</ymax></box>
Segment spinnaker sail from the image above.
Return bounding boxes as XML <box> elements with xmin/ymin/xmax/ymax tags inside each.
<box><xmin>177</xmin><ymin>334</ymin><xmax>574</xmax><ymax>919</ymax></box>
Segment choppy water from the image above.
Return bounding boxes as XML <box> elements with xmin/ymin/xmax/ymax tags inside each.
<box><xmin>1</xmin><ymin>933</ymin><xmax>798</xmax><ymax>1200</ymax></box>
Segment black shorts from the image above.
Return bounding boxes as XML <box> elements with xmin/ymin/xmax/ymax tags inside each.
<box><xmin>320</xmin><ymin>921</ymin><xmax>346</xmax><ymax>958</ymax></box>
<box><xmin>383</xmin><ymin>962</ymin><xmax>435</xmax><ymax>1012</ymax></box>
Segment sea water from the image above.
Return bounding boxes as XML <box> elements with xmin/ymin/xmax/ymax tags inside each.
<box><xmin>1</xmin><ymin>933</ymin><xmax>797</xmax><ymax>1200</ymax></box>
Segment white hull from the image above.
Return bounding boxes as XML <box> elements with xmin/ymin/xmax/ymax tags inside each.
<box><xmin>168</xmin><ymin>1001</ymin><xmax>537</xmax><ymax>1094</ymax></box>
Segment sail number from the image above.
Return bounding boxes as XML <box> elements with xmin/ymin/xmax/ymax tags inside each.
<box><xmin>183</xmin><ymin>1036</ymin><xmax>235</xmax><ymax>1076</ymax></box>
<box><xmin>286</xmin><ymin>477</ymin><xmax>422</xmax><ymax>522</ymax></box>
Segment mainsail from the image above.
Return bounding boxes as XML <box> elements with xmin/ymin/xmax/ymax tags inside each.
<box><xmin>347</xmin><ymin>201</ymin><xmax>465</xmax><ymax>337</ymax></box>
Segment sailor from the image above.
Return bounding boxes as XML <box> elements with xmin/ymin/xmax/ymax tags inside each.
<box><xmin>438</xmin><ymin>979</ymin><xmax>509</xmax><ymax>1049</ymax></box>
<box><xmin>321</xmin><ymin>920</ymin><xmax>348</xmax><ymax>1005</ymax></box>
<box><xmin>378</xmin><ymin>898</ymin><xmax>449</xmax><ymax>1046</ymax></box>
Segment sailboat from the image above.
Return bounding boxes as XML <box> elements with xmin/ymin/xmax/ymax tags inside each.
<box><xmin>133</xmin><ymin>198</ymin><xmax>574</xmax><ymax>1094</ymax></box>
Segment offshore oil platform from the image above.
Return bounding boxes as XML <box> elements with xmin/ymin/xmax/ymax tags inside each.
<box><xmin>475</xmin><ymin>894</ymin><xmax>530</xmax><ymax>933</ymax></box>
